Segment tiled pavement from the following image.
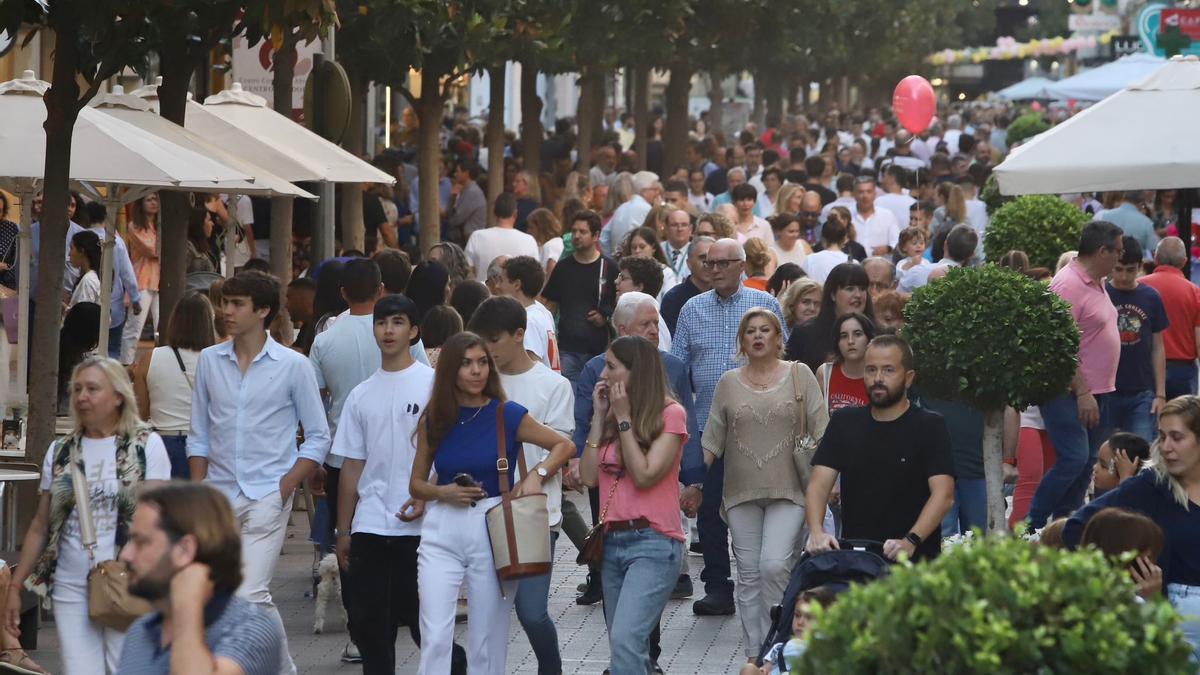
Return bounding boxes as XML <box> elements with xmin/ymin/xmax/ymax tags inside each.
<box><xmin>30</xmin><ymin>492</ymin><xmax>747</xmax><ymax>674</ymax></box>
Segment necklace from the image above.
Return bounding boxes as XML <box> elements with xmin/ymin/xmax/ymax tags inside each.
<box><xmin>459</xmin><ymin>402</ymin><xmax>487</xmax><ymax>425</ymax></box>
<box><xmin>742</xmin><ymin>364</ymin><xmax>781</xmax><ymax>390</ymax></box>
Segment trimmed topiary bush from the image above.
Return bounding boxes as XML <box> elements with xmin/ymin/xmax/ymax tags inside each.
<box><xmin>979</xmin><ymin>173</ymin><xmax>1012</xmax><ymax>216</ymax></box>
<box><xmin>983</xmin><ymin>194</ymin><xmax>1089</xmax><ymax>270</ymax></box>
<box><xmin>796</xmin><ymin>536</ymin><xmax>1194</xmax><ymax>674</ymax></box>
<box><xmin>904</xmin><ymin>265</ymin><xmax>1078</xmax><ymax>530</ymax></box>
<box><xmin>1006</xmin><ymin>111</ymin><xmax>1051</xmax><ymax>148</ymax></box>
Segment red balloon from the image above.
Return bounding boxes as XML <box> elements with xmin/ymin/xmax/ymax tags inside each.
<box><xmin>893</xmin><ymin>75</ymin><xmax>936</xmax><ymax>135</ymax></box>
<box><xmin>1030</xmin><ymin>100</ymin><xmax>1043</xmax><ymax>112</ymax></box>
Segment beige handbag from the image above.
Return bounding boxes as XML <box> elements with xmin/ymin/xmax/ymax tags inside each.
<box><xmin>485</xmin><ymin>405</ymin><xmax>552</xmax><ymax>580</ymax></box>
<box><xmin>69</xmin><ymin>441</ymin><xmax>153</xmax><ymax>631</ymax></box>
<box><xmin>790</xmin><ymin>362</ymin><xmax>820</xmax><ymax>489</ymax></box>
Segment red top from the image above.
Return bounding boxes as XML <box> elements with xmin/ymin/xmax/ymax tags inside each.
<box><xmin>1139</xmin><ymin>266</ymin><xmax>1200</xmax><ymax>361</ymax></box>
<box><xmin>827</xmin><ymin>364</ymin><xmax>868</xmax><ymax>412</ymax></box>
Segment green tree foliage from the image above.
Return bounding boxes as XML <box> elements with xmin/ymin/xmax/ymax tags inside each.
<box><xmin>984</xmin><ymin>195</ymin><xmax>1088</xmax><ymax>270</ymax></box>
<box><xmin>1006</xmin><ymin>111</ymin><xmax>1051</xmax><ymax>148</ymax></box>
<box><xmin>904</xmin><ymin>265</ymin><xmax>1078</xmax><ymax>412</ymax></box>
<box><xmin>797</xmin><ymin>536</ymin><xmax>1194</xmax><ymax>673</ymax></box>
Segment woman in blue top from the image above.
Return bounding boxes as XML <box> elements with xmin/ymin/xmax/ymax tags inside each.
<box><xmin>1065</xmin><ymin>395</ymin><xmax>1200</xmax><ymax>661</ymax></box>
<box><xmin>410</xmin><ymin>331</ymin><xmax>574</xmax><ymax>675</ymax></box>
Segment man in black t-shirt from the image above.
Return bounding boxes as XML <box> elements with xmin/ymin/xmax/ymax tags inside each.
<box><xmin>541</xmin><ymin>209</ymin><xmax>617</xmax><ymax>384</ymax></box>
<box><xmin>806</xmin><ymin>335</ymin><xmax>955</xmax><ymax>561</ymax></box>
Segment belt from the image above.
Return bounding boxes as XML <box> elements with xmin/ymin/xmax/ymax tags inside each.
<box><xmin>605</xmin><ymin>517</ymin><xmax>651</xmax><ymax>532</ymax></box>
<box><xmin>154</xmin><ymin>430</ymin><xmax>188</xmax><ymax>437</ymax></box>
<box><xmin>1167</xmin><ymin>359</ymin><xmax>1197</xmax><ymax>365</ymax></box>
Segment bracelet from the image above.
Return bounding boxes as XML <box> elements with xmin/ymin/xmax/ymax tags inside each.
<box><xmin>1155</xmin><ymin>395</ymin><xmax>1166</xmax><ymax>400</ymax></box>
<box><xmin>585</xmin><ymin>440</ymin><xmax>601</xmax><ymax>449</ymax></box>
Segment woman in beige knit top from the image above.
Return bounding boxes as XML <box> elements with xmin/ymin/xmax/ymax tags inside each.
<box><xmin>702</xmin><ymin>307</ymin><xmax>828</xmax><ymax>661</ymax></box>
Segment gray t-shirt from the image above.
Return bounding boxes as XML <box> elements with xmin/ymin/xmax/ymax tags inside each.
<box><xmin>117</xmin><ymin>594</ymin><xmax>283</xmax><ymax>675</ymax></box>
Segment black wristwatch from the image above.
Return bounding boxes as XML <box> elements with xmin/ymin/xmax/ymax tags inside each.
<box><xmin>904</xmin><ymin>531</ymin><xmax>923</xmax><ymax>548</ymax></box>
<box><xmin>617</xmin><ymin>420</ymin><xmax>632</xmax><ymax>433</ymax></box>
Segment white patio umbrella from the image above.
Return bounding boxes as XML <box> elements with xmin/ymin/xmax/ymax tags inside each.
<box><xmin>0</xmin><ymin>71</ymin><xmax>255</xmax><ymax>401</ymax></box>
<box><xmin>994</xmin><ymin>55</ymin><xmax>1200</xmax><ymax>196</ymax></box>
<box><xmin>1041</xmin><ymin>52</ymin><xmax>1167</xmax><ymax>102</ymax></box>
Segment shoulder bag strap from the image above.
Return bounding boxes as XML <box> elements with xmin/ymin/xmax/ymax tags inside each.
<box><xmin>495</xmin><ymin>403</ymin><xmax>510</xmax><ymax>497</ymax></box>
<box><xmin>67</xmin><ymin>438</ymin><xmax>98</xmax><ymax>563</ymax></box>
<box><xmin>170</xmin><ymin>346</ymin><xmax>186</xmax><ymax>374</ymax></box>
<box><xmin>792</xmin><ymin>362</ymin><xmax>808</xmax><ymax>439</ymax></box>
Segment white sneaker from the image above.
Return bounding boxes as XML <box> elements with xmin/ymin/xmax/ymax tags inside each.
<box><xmin>340</xmin><ymin>642</ymin><xmax>363</xmax><ymax>664</ymax></box>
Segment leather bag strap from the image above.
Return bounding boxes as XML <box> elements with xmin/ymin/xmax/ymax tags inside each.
<box><xmin>495</xmin><ymin>404</ymin><xmax>521</xmax><ymax>564</ymax></box>
<box><xmin>792</xmin><ymin>362</ymin><xmax>808</xmax><ymax>438</ymax></box>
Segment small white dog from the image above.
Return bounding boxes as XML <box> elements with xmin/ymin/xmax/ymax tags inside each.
<box><xmin>313</xmin><ymin>553</ymin><xmax>346</xmax><ymax>634</ymax></box>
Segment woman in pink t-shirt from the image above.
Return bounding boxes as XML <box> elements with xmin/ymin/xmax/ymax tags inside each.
<box><xmin>580</xmin><ymin>335</ymin><xmax>688</xmax><ymax>675</ymax></box>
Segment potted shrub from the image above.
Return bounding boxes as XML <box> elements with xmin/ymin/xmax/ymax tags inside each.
<box><xmin>796</xmin><ymin>536</ymin><xmax>1194</xmax><ymax>673</ymax></box>
<box><xmin>983</xmin><ymin>194</ymin><xmax>1089</xmax><ymax>270</ymax></box>
<box><xmin>1006</xmin><ymin>111</ymin><xmax>1051</xmax><ymax>148</ymax></box>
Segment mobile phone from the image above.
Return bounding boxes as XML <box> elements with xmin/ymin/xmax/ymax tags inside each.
<box><xmin>453</xmin><ymin>473</ymin><xmax>480</xmax><ymax>489</ymax></box>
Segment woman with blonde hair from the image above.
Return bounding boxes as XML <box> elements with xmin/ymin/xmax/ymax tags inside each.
<box><xmin>603</xmin><ymin>173</ymin><xmax>635</xmax><ymax>223</ymax></box>
<box><xmin>5</xmin><ymin>356</ymin><xmax>171</xmax><ymax>675</ymax></box>
<box><xmin>1064</xmin><ymin>395</ymin><xmax>1200</xmax><ymax>659</ymax></box>
<box><xmin>696</xmin><ymin>212</ymin><xmax>735</xmax><ymax>240</ymax></box>
<box><xmin>641</xmin><ymin>204</ymin><xmax>672</xmax><ymax>242</ymax></box>
<box><xmin>780</xmin><ymin>278</ymin><xmax>822</xmax><ymax>330</ymax></box>
<box><xmin>526</xmin><ymin>208</ymin><xmax>564</xmax><ymax>276</ymax></box>
<box><xmin>774</xmin><ymin>184</ymin><xmax>806</xmax><ymax>218</ymax></box>
<box><xmin>702</xmin><ymin>308</ymin><xmax>827</xmax><ymax>661</ymax></box>
<box><xmin>742</xmin><ymin>238</ymin><xmax>775</xmax><ymax>291</ymax></box>
<box><xmin>933</xmin><ymin>182</ymin><xmax>968</xmax><ymax>234</ymax></box>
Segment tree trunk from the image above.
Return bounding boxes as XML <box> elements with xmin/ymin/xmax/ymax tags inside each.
<box><xmin>156</xmin><ymin>42</ymin><xmax>193</xmax><ymax>338</ymax></box>
<box><xmin>631</xmin><ymin>65</ymin><xmax>649</xmax><ymax>171</ymax></box>
<box><xmin>663</xmin><ymin>62</ymin><xmax>692</xmax><ymax>174</ymax></box>
<box><xmin>764</xmin><ymin>71</ymin><xmax>784</xmax><ymax>129</ymax></box>
<box><xmin>270</xmin><ymin>35</ymin><xmax>297</xmax><ymax>319</ymax></box>
<box><xmin>485</xmin><ymin>65</ymin><xmax>506</xmax><ymax>224</ymax></box>
<box><xmin>27</xmin><ymin>27</ymin><xmax>82</xmax><ymax>468</ymax></box>
<box><xmin>416</xmin><ymin>76</ymin><xmax>446</xmax><ymax>257</ymax></box>
<box><xmin>983</xmin><ymin>408</ymin><xmax>1007</xmax><ymax>534</ymax></box>
<box><xmin>340</xmin><ymin>68</ymin><xmax>367</xmax><ymax>253</ymax></box>
<box><xmin>706</xmin><ymin>71</ymin><xmax>724</xmax><ymax>138</ymax></box>
<box><xmin>519</xmin><ymin>64</ymin><xmax>543</xmax><ymax>201</ymax></box>
<box><xmin>574</xmin><ymin>68</ymin><xmax>595</xmax><ymax>174</ymax></box>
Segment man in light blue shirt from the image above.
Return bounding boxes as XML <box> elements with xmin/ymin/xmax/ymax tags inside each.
<box><xmin>188</xmin><ymin>270</ymin><xmax>330</xmax><ymax>675</ymax></box>
<box><xmin>1096</xmin><ymin>192</ymin><xmax>1158</xmax><ymax>258</ymax></box>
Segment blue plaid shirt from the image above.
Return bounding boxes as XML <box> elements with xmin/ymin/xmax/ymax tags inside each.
<box><xmin>670</xmin><ymin>287</ymin><xmax>787</xmax><ymax>431</ymax></box>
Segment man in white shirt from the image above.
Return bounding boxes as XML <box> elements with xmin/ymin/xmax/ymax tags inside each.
<box><xmin>464</xmin><ymin>193</ymin><xmax>539</xmax><ymax>282</ymax></box>
<box><xmin>602</xmin><ymin>170</ymin><xmax>660</xmax><ymax>255</ymax></box>
<box><xmin>496</xmin><ymin>255</ymin><xmax>557</xmax><ymax>364</ymax></box>
<box><xmin>852</xmin><ymin>175</ymin><xmax>900</xmax><ymax>256</ymax></box>
<box><xmin>188</xmin><ymin>270</ymin><xmax>331</xmax><ymax>675</ymax></box>
<box><xmin>334</xmin><ymin>294</ymin><xmax>466</xmax><ymax>675</ymax></box>
<box><xmin>820</xmin><ymin>174</ymin><xmax>857</xmax><ymax>224</ymax></box>
<box><xmin>874</xmin><ymin>165</ymin><xmax>916</xmax><ymax>230</ymax></box>
<box><xmin>467</xmin><ymin>296</ymin><xmax>574</xmax><ymax>675</ymax></box>
<box><xmin>661</xmin><ymin>208</ymin><xmax>693</xmax><ymax>281</ymax></box>
<box><xmin>960</xmin><ymin>177</ymin><xmax>991</xmax><ymax>241</ymax></box>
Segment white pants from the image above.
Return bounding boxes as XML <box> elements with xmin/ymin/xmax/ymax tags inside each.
<box><xmin>418</xmin><ymin>496</ymin><xmax>516</xmax><ymax>675</ymax></box>
<box><xmin>54</xmin><ymin>598</ymin><xmax>124</xmax><ymax>675</ymax></box>
<box><xmin>726</xmin><ymin>499</ymin><xmax>807</xmax><ymax>657</ymax></box>
<box><xmin>232</xmin><ymin>490</ymin><xmax>296</xmax><ymax>675</ymax></box>
<box><xmin>119</xmin><ymin>290</ymin><xmax>158</xmax><ymax>365</ymax></box>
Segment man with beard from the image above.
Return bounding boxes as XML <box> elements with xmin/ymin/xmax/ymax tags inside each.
<box><xmin>804</xmin><ymin>335</ymin><xmax>955</xmax><ymax>562</ymax></box>
<box><xmin>117</xmin><ymin>483</ymin><xmax>285</xmax><ymax>674</ymax></box>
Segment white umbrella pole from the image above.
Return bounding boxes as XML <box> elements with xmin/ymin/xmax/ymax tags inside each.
<box><xmin>96</xmin><ymin>184</ymin><xmax>119</xmax><ymax>356</ymax></box>
<box><xmin>14</xmin><ymin>183</ymin><xmax>33</xmax><ymax>406</ymax></box>
<box><xmin>225</xmin><ymin>197</ymin><xmax>236</xmax><ymax>278</ymax></box>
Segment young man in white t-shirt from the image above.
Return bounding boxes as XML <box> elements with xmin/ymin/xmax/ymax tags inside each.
<box><xmin>464</xmin><ymin>192</ymin><xmax>540</xmax><ymax>282</ymax></box>
<box><xmin>467</xmin><ymin>296</ymin><xmax>574</xmax><ymax>675</ymax></box>
<box><xmin>496</xmin><ymin>255</ymin><xmax>557</xmax><ymax>365</ymax></box>
<box><xmin>333</xmin><ymin>294</ymin><xmax>466</xmax><ymax>675</ymax></box>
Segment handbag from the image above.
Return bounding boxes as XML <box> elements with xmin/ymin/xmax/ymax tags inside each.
<box><xmin>575</xmin><ymin>471</ymin><xmax>620</xmax><ymax>566</ymax></box>
<box><xmin>485</xmin><ymin>405</ymin><xmax>552</xmax><ymax>580</ymax></box>
<box><xmin>790</xmin><ymin>362</ymin><xmax>820</xmax><ymax>489</ymax></box>
<box><xmin>69</xmin><ymin>440</ymin><xmax>153</xmax><ymax>631</ymax></box>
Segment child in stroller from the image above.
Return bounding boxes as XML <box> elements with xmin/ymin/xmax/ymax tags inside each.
<box><xmin>744</xmin><ymin>540</ymin><xmax>891</xmax><ymax>674</ymax></box>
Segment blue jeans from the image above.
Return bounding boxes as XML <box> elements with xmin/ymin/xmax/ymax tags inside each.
<box><xmin>1168</xmin><ymin>583</ymin><xmax>1200</xmax><ymax>664</ymax></box>
<box><xmin>1167</xmin><ymin>361</ymin><xmax>1198</xmax><ymax>401</ymax></box>
<box><xmin>1107</xmin><ymin>390</ymin><xmax>1156</xmax><ymax>443</ymax></box>
<box><xmin>560</xmin><ymin>350</ymin><xmax>595</xmax><ymax>386</ymax></box>
<box><xmin>699</xmin><ymin>456</ymin><xmax>733</xmax><ymax>598</ymax></box>
<box><xmin>941</xmin><ymin>477</ymin><xmax>987</xmax><ymax>537</ymax></box>
<box><xmin>107</xmin><ymin>321</ymin><xmax>124</xmax><ymax>359</ymax></box>
<box><xmin>515</xmin><ymin>531</ymin><xmax>560</xmax><ymax>675</ymax></box>
<box><xmin>1027</xmin><ymin>392</ymin><xmax>1111</xmax><ymax>529</ymax></box>
<box><xmin>602</xmin><ymin>528</ymin><xmax>682</xmax><ymax>675</ymax></box>
<box><xmin>159</xmin><ymin>434</ymin><xmax>190</xmax><ymax>479</ymax></box>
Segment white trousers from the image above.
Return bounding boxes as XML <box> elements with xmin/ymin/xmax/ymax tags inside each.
<box><xmin>232</xmin><ymin>490</ymin><xmax>296</xmax><ymax>675</ymax></box>
<box><xmin>726</xmin><ymin>499</ymin><xmax>807</xmax><ymax>658</ymax></box>
<box><xmin>418</xmin><ymin>496</ymin><xmax>516</xmax><ymax>675</ymax></box>
<box><xmin>54</xmin><ymin>598</ymin><xmax>124</xmax><ymax>675</ymax></box>
<box><xmin>118</xmin><ymin>290</ymin><xmax>158</xmax><ymax>365</ymax></box>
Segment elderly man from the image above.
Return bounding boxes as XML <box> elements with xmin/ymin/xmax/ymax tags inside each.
<box><xmin>601</xmin><ymin>170</ymin><xmax>660</xmax><ymax>255</ymax></box>
<box><xmin>1139</xmin><ymin>236</ymin><xmax>1200</xmax><ymax>399</ymax></box>
<box><xmin>862</xmin><ymin>257</ymin><xmax>898</xmax><ymax>300</ymax></box>
<box><xmin>661</xmin><ymin>208</ymin><xmax>694</xmax><ymax>281</ymax></box>
<box><xmin>671</xmin><ymin>238</ymin><xmax>786</xmax><ymax>616</ymax></box>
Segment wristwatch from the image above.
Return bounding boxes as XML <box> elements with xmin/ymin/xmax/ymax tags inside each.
<box><xmin>334</xmin><ymin>528</ymin><xmax>350</xmax><ymax>538</ymax></box>
<box><xmin>617</xmin><ymin>420</ymin><xmax>632</xmax><ymax>433</ymax></box>
<box><xmin>904</xmin><ymin>531</ymin><xmax>923</xmax><ymax>548</ymax></box>
<box><xmin>535</xmin><ymin>466</ymin><xmax>549</xmax><ymax>479</ymax></box>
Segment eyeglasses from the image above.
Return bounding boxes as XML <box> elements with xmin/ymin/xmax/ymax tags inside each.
<box><xmin>702</xmin><ymin>259</ymin><xmax>741</xmax><ymax>270</ymax></box>
<box><xmin>798</xmin><ymin>211</ymin><xmax>819</xmax><ymax>219</ymax></box>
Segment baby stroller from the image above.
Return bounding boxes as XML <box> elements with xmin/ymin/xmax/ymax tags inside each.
<box><xmin>757</xmin><ymin>539</ymin><xmax>891</xmax><ymax>662</ymax></box>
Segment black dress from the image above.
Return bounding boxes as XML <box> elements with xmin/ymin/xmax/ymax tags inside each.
<box><xmin>0</xmin><ymin>220</ymin><xmax>17</xmax><ymax>289</ymax></box>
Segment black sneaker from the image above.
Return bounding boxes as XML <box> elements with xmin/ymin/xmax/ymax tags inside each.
<box><xmin>670</xmin><ymin>574</ymin><xmax>694</xmax><ymax>600</ymax></box>
<box><xmin>688</xmin><ymin>541</ymin><xmax>703</xmax><ymax>555</ymax></box>
<box><xmin>576</xmin><ymin>574</ymin><xmax>603</xmax><ymax>606</ymax></box>
<box><xmin>692</xmin><ymin>593</ymin><xmax>735</xmax><ymax>616</ymax></box>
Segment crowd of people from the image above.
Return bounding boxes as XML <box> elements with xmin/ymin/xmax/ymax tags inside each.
<box><xmin>1</xmin><ymin>100</ymin><xmax>1199</xmax><ymax>675</ymax></box>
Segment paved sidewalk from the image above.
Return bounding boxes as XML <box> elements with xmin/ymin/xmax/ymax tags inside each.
<box><xmin>31</xmin><ymin>493</ymin><xmax>747</xmax><ymax>674</ymax></box>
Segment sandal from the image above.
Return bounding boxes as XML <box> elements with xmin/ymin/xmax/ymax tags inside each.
<box><xmin>0</xmin><ymin>649</ymin><xmax>49</xmax><ymax>675</ymax></box>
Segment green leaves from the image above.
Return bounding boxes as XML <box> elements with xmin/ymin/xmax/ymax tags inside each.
<box><xmin>1006</xmin><ymin>111</ymin><xmax>1052</xmax><ymax>148</ymax></box>
<box><xmin>903</xmin><ymin>264</ymin><xmax>1078</xmax><ymax>411</ymax></box>
<box><xmin>983</xmin><ymin>194</ymin><xmax>1089</xmax><ymax>269</ymax></box>
<box><xmin>796</xmin><ymin>536</ymin><xmax>1194</xmax><ymax>674</ymax></box>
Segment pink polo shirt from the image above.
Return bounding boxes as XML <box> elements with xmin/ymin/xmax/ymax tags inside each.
<box><xmin>597</xmin><ymin>401</ymin><xmax>688</xmax><ymax>541</ymax></box>
<box><xmin>1049</xmin><ymin>260</ymin><xmax>1119</xmax><ymax>395</ymax></box>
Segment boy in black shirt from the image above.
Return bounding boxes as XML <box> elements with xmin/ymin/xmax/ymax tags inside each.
<box><xmin>806</xmin><ymin>335</ymin><xmax>955</xmax><ymax>561</ymax></box>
